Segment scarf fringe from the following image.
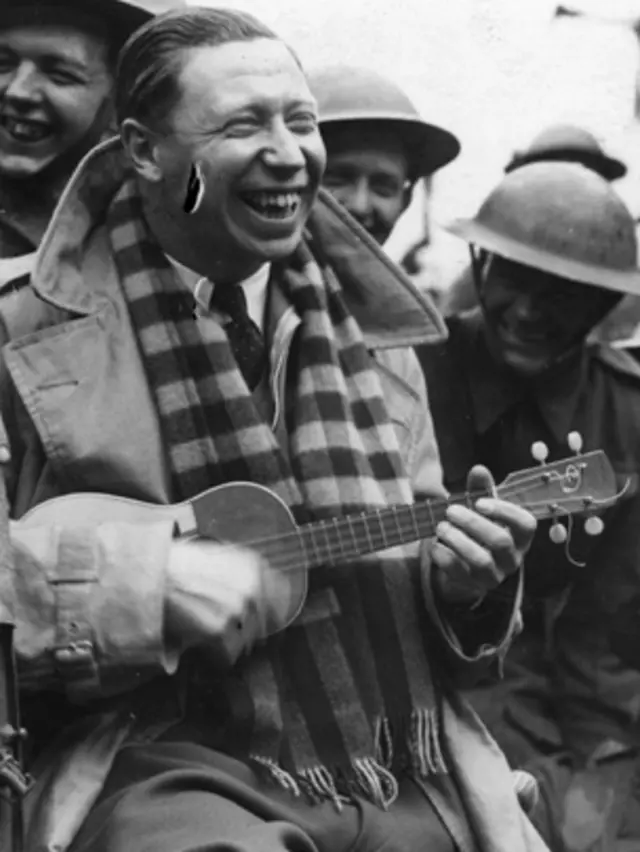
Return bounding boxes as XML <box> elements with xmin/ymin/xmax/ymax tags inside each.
<box><xmin>251</xmin><ymin>708</ymin><xmax>446</xmax><ymax>811</ymax></box>
<box><xmin>251</xmin><ymin>754</ymin><xmax>398</xmax><ymax>811</ymax></box>
<box><xmin>410</xmin><ymin>708</ymin><xmax>448</xmax><ymax>776</ymax></box>
<box><xmin>250</xmin><ymin>755</ymin><xmax>303</xmax><ymax>798</ymax></box>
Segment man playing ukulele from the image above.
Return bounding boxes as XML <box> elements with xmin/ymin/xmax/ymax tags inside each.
<box><xmin>1</xmin><ymin>9</ymin><xmax>543</xmax><ymax>852</ymax></box>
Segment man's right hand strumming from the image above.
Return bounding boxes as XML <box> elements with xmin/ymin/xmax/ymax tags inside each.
<box><xmin>165</xmin><ymin>540</ymin><xmax>291</xmax><ymax>665</ymax></box>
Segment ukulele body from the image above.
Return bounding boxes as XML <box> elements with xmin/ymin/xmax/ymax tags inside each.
<box><xmin>15</xmin><ymin>482</ymin><xmax>309</xmax><ymax>632</ymax></box>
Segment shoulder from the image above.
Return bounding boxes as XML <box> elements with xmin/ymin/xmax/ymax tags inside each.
<box><xmin>372</xmin><ymin>346</ymin><xmax>425</xmax><ymax>402</ymax></box>
<box><xmin>590</xmin><ymin>343</ymin><xmax>640</xmax><ymax>389</ymax></box>
<box><xmin>415</xmin><ymin>308</ymin><xmax>484</xmax><ymax>389</ymax></box>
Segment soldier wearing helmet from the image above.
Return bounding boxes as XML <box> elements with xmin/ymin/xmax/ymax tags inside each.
<box><xmin>419</xmin><ymin>161</ymin><xmax>640</xmax><ymax>851</ymax></box>
<box><xmin>308</xmin><ymin>65</ymin><xmax>460</xmax><ymax>246</ymax></box>
<box><xmin>441</xmin><ymin>122</ymin><xmax>628</xmax><ymax>317</ymax></box>
<box><xmin>0</xmin><ymin>0</ymin><xmax>182</xmax><ymax>289</ymax></box>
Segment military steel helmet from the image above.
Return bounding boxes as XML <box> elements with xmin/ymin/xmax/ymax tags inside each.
<box><xmin>308</xmin><ymin>65</ymin><xmax>461</xmax><ymax>180</ymax></box>
<box><xmin>447</xmin><ymin>162</ymin><xmax>640</xmax><ymax>297</ymax></box>
<box><xmin>506</xmin><ymin>123</ymin><xmax>626</xmax><ymax>181</ymax></box>
<box><xmin>0</xmin><ymin>0</ymin><xmax>184</xmax><ymax>49</ymax></box>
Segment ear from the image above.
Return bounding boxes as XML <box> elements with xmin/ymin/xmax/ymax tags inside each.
<box><xmin>120</xmin><ymin>118</ymin><xmax>163</xmax><ymax>183</ymax></box>
<box><xmin>471</xmin><ymin>248</ymin><xmax>491</xmax><ymax>298</ymax></box>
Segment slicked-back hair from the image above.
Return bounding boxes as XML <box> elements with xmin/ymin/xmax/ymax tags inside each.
<box><xmin>115</xmin><ymin>7</ymin><xmax>280</xmax><ymax>130</ymax></box>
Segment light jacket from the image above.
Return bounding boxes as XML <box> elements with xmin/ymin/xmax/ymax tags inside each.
<box><xmin>0</xmin><ymin>139</ymin><xmax>546</xmax><ymax>852</ymax></box>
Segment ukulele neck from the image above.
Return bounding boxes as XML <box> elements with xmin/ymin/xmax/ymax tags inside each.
<box><xmin>295</xmin><ymin>494</ymin><xmax>470</xmax><ymax>569</ymax></box>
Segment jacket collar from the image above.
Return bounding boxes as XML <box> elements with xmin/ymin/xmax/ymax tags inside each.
<box><xmin>31</xmin><ymin>137</ymin><xmax>447</xmax><ymax>349</ymax></box>
<box><xmin>458</xmin><ymin>309</ymin><xmax>588</xmax><ymax>445</ymax></box>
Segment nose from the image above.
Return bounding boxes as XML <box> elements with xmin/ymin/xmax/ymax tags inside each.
<box><xmin>3</xmin><ymin>62</ymin><xmax>42</xmax><ymax>105</ymax></box>
<box><xmin>262</xmin><ymin>119</ymin><xmax>306</xmax><ymax>174</ymax></box>
<box><xmin>343</xmin><ymin>178</ymin><xmax>374</xmax><ymax>220</ymax></box>
<box><xmin>512</xmin><ymin>291</ymin><xmax>544</xmax><ymax>323</ymax></box>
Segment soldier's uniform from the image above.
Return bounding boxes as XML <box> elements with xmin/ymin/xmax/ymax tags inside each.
<box><xmin>419</xmin><ymin>309</ymin><xmax>640</xmax><ymax>851</ymax></box>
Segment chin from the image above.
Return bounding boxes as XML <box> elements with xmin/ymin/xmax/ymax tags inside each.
<box><xmin>501</xmin><ymin>349</ymin><xmax>551</xmax><ymax>378</ymax></box>
<box><xmin>251</xmin><ymin>232</ymin><xmax>304</xmax><ymax>262</ymax></box>
<box><xmin>0</xmin><ymin>153</ymin><xmax>56</xmax><ymax>180</ymax></box>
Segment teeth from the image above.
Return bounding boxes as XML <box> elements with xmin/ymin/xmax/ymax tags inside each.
<box><xmin>1</xmin><ymin>116</ymin><xmax>51</xmax><ymax>142</ymax></box>
<box><xmin>242</xmin><ymin>191</ymin><xmax>301</xmax><ymax>217</ymax></box>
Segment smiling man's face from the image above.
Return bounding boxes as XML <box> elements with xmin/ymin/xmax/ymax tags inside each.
<box><xmin>478</xmin><ymin>254</ymin><xmax>620</xmax><ymax>376</ymax></box>
<box><xmin>0</xmin><ymin>24</ymin><xmax>113</xmax><ymax>180</ymax></box>
<box><xmin>151</xmin><ymin>38</ymin><xmax>326</xmax><ymax>269</ymax></box>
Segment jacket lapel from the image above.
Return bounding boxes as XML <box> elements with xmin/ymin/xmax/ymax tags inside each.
<box><xmin>2</xmin><ymin>236</ymin><xmax>171</xmax><ymax>504</ymax></box>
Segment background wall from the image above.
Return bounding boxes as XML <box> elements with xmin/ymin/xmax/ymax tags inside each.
<box><xmin>189</xmin><ymin>0</ymin><xmax>640</xmax><ymax>293</ymax></box>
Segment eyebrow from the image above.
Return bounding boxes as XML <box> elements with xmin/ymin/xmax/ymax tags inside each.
<box><xmin>41</xmin><ymin>55</ymin><xmax>91</xmax><ymax>73</ymax></box>
<box><xmin>286</xmin><ymin>98</ymin><xmax>317</xmax><ymax>109</ymax></box>
<box><xmin>0</xmin><ymin>43</ymin><xmax>93</xmax><ymax>74</ymax></box>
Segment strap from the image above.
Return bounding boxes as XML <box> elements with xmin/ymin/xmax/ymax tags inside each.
<box><xmin>50</xmin><ymin>534</ymin><xmax>100</xmax><ymax>700</ymax></box>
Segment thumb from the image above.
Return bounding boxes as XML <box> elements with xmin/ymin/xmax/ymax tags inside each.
<box><xmin>466</xmin><ymin>464</ymin><xmax>497</xmax><ymax>501</ymax></box>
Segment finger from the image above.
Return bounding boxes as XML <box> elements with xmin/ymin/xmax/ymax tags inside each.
<box><xmin>430</xmin><ymin>540</ymin><xmax>491</xmax><ymax>600</ymax></box>
<box><xmin>435</xmin><ymin>519</ymin><xmax>505</xmax><ymax>588</ymax></box>
<box><xmin>444</xmin><ymin>503</ymin><xmax>518</xmax><ymax>575</ymax></box>
<box><xmin>472</xmin><ymin>497</ymin><xmax>537</xmax><ymax>553</ymax></box>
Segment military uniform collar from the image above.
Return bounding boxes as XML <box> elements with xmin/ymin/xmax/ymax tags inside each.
<box><xmin>459</xmin><ymin>309</ymin><xmax>588</xmax><ymax>445</ymax></box>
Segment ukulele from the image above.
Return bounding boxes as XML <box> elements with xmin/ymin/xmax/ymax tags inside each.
<box><xmin>14</xmin><ymin>444</ymin><xmax>621</xmax><ymax>633</ymax></box>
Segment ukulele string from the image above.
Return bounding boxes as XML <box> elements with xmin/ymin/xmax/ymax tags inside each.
<box><xmin>208</xmin><ymin>475</ymin><xmax>595</xmax><ymax>576</ymax></box>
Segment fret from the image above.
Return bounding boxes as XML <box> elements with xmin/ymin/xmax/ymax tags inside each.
<box><xmin>392</xmin><ymin>505</ymin><xmax>405</xmax><ymax>546</ymax></box>
<box><xmin>410</xmin><ymin>506</ymin><xmax>421</xmax><ymax>541</ymax></box>
<box><xmin>346</xmin><ymin>514</ymin><xmax>359</xmax><ymax>557</ymax></box>
<box><xmin>413</xmin><ymin>498</ymin><xmax>447</xmax><ymax>541</ymax></box>
<box><xmin>375</xmin><ymin>507</ymin><xmax>390</xmax><ymax>550</ymax></box>
<box><xmin>320</xmin><ymin>521</ymin><xmax>334</xmax><ymax>562</ymax></box>
<box><xmin>332</xmin><ymin>517</ymin><xmax>346</xmax><ymax>560</ymax></box>
<box><xmin>362</xmin><ymin>512</ymin><xmax>374</xmax><ymax>552</ymax></box>
<box><xmin>303</xmin><ymin>526</ymin><xmax>324</xmax><ymax>568</ymax></box>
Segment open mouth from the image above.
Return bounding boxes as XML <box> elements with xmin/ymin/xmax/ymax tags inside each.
<box><xmin>240</xmin><ymin>190</ymin><xmax>302</xmax><ymax>220</ymax></box>
<box><xmin>499</xmin><ymin>322</ymin><xmax>550</xmax><ymax>348</ymax></box>
<box><xmin>0</xmin><ymin>115</ymin><xmax>53</xmax><ymax>144</ymax></box>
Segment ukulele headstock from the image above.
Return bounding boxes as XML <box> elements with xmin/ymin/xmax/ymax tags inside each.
<box><xmin>497</xmin><ymin>445</ymin><xmax>620</xmax><ymax>522</ymax></box>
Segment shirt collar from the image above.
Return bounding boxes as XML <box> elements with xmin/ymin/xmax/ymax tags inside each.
<box><xmin>461</xmin><ymin>309</ymin><xmax>588</xmax><ymax>445</ymax></box>
<box><xmin>164</xmin><ymin>254</ymin><xmax>271</xmax><ymax>331</ymax></box>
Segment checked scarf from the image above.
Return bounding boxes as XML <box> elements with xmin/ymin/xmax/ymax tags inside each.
<box><xmin>107</xmin><ymin>176</ymin><xmax>448</xmax><ymax>808</ymax></box>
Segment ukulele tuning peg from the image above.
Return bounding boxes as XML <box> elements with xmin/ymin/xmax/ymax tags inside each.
<box><xmin>567</xmin><ymin>431</ymin><xmax>583</xmax><ymax>454</ymax></box>
<box><xmin>531</xmin><ymin>441</ymin><xmax>549</xmax><ymax>464</ymax></box>
<box><xmin>549</xmin><ymin>522</ymin><xmax>568</xmax><ymax>545</ymax></box>
<box><xmin>584</xmin><ymin>515</ymin><xmax>604</xmax><ymax>537</ymax></box>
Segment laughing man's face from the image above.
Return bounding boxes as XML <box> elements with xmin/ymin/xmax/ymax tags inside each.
<box><xmin>152</xmin><ymin>38</ymin><xmax>326</xmax><ymax>269</ymax></box>
<box><xmin>0</xmin><ymin>24</ymin><xmax>112</xmax><ymax>179</ymax></box>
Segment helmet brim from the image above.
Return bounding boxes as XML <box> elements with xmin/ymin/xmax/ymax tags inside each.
<box><xmin>320</xmin><ymin>116</ymin><xmax>461</xmax><ymax>178</ymax></box>
<box><xmin>505</xmin><ymin>148</ymin><xmax>627</xmax><ymax>181</ymax></box>
<box><xmin>0</xmin><ymin>0</ymin><xmax>153</xmax><ymax>37</ymax></box>
<box><xmin>446</xmin><ymin>216</ymin><xmax>640</xmax><ymax>297</ymax></box>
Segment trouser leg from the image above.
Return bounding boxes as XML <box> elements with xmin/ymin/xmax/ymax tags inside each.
<box><xmin>70</xmin><ymin>743</ymin><xmax>329</xmax><ymax>852</ymax></box>
<box><xmin>70</xmin><ymin>741</ymin><xmax>460</xmax><ymax>852</ymax></box>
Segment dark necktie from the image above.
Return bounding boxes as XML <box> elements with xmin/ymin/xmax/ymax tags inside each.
<box><xmin>210</xmin><ymin>284</ymin><xmax>266</xmax><ymax>389</ymax></box>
